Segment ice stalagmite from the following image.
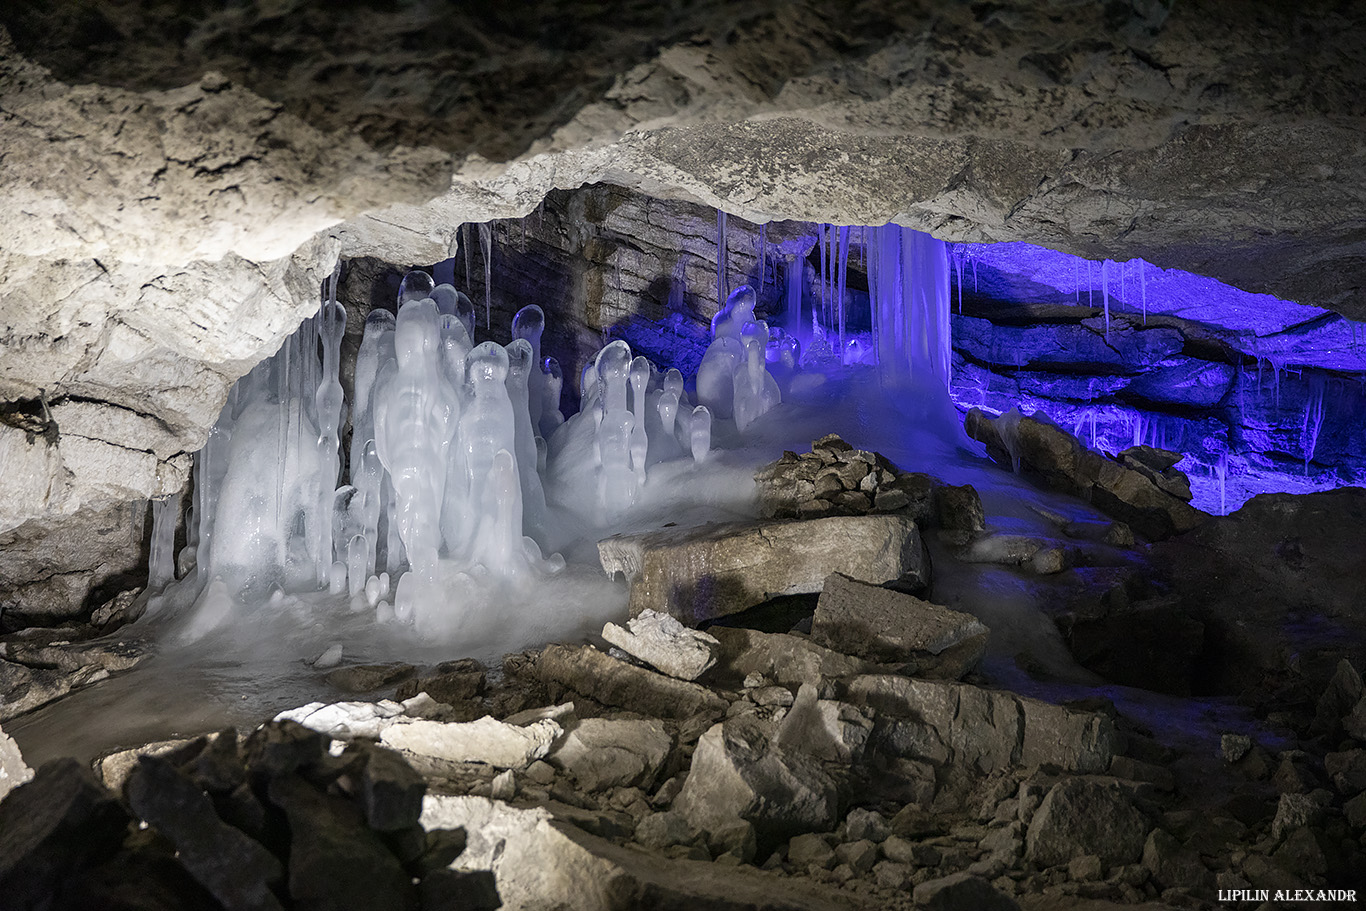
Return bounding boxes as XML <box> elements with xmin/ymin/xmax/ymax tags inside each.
<box><xmin>505</xmin><ymin>338</ymin><xmax>548</xmax><ymax>537</ymax></box>
<box><xmin>734</xmin><ymin>320</ymin><xmax>781</xmax><ymax>432</ymax></box>
<box><xmin>373</xmin><ymin>299</ymin><xmax>456</xmax><ymax>584</ymax></box>
<box><xmin>313</xmin><ymin>297</ymin><xmax>347</xmax><ymax>584</ymax></box>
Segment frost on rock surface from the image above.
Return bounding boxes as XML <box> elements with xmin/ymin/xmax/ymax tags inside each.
<box><xmin>601</xmin><ymin>609</ymin><xmax>720</xmax><ymax>681</ymax></box>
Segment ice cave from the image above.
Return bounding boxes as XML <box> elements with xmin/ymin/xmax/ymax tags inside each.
<box><xmin>1</xmin><ymin>3</ymin><xmax>1365</xmax><ymax>910</ymax></box>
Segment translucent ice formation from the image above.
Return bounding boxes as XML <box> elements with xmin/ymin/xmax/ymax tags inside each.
<box><xmin>164</xmin><ymin>219</ymin><xmax>961</xmax><ymax>648</ymax></box>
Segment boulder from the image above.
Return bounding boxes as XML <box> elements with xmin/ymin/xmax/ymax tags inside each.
<box><xmin>812</xmin><ymin>572</ymin><xmax>988</xmax><ymax>675</ymax></box>
<box><xmin>274</xmin><ymin>699</ymin><xmax>406</xmax><ymax>740</ymax></box>
<box><xmin>1142</xmin><ymin>828</ymin><xmax>1212</xmax><ymax>891</ymax></box>
<box><xmin>842</xmin><ymin>675</ymin><xmax>1116</xmax><ymax>774</ymax></box>
<box><xmin>394</xmin><ymin>658</ymin><xmax>488</xmax><ymax>705</ymax></box>
<box><xmin>598</xmin><ymin>515</ymin><xmax>928</xmax><ymax>624</ymax></box>
<box><xmin>126</xmin><ymin>756</ymin><xmax>284</xmax><ymax>911</ymax></box>
<box><xmin>323</xmin><ymin>662</ymin><xmax>415</xmax><ymax>694</ymax></box>
<box><xmin>546</xmin><ymin>718</ymin><xmax>673</xmax><ymax>791</ymax></box>
<box><xmin>538</xmin><ymin>644</ymin><xmax>727</xmax><ymax>720</ymax></box>
<box><xmin>268</xmin><ymin>774</ymin><xmax>415</xmax><ymax>911</ymax></box>
<box><xmin>0</xmin><ymin>758</ymin><xmax>132</xmax><ymax>907</ymax></box>
<box><xmin>710</xmin><ymin>626</ymin><xmax>877</xmax><ymax>688</ymax></box>
<box><xmin>674</xmin><ymin>713</ymin><xmax>841</xmax><ymax>846</ymax></box>
<box><xmin>912</xmin><ymin>872</ymin><xmax>1020</xmax><ymax>911</ymax></box>
<box><xmin>381</xmin><ymin>717</ymin><xmax>561</xmax><ymax>771</ymax></box>
<box><xmin>964</xmin><ymin>407</ymin><xmax>1206</xmax><ymax>540</ymax></box>
<box><xmin>774</xmin><ymin>683</ymin><xmax>872</xmax><ymax>764</ymax></box>
<box><xmin>1324</xmin><ymin>749</ymin><xmax>1366</xmax><ymax>795</ymax></box>
<box><xmin>1024</xmin><ymin>778</ymin><xmax>1150</xmax><ymax>868</ymax></box>
<box><xmin>601</xmin><ymin>609</ymin><xmax>720</xmax><ymax>681</ymax></box>
<box><xmin>421</xmin><ymin>795</ymin><xmax>869</xmax><ymax>911</ymax></box>
<box><xmin>0</xmin><ymin>720</ymin><xmax>33</xmax><ymax>801</ymax></box>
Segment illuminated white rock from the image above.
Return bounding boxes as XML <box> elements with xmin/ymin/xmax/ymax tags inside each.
<box><xmin>381</xmin><ymin>716</ymin><xmax>562</xmax><ymax>770</ymax></box>
<box><xmin>601</xmin><ymin>609</ymin><xmax>720</xmax><ymax>681</ymax></box>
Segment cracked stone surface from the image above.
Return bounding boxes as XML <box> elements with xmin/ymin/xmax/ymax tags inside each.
<box><xmin>1</xmin><ymin>0</ymin><xmax>1364</xmax><ymax>611</ymax></box>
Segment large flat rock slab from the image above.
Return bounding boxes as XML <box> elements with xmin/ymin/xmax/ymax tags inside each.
<box><xmin>598</xmin><ymin>515</ymin><xmax>927</xmax><ymax>625</ymax></box>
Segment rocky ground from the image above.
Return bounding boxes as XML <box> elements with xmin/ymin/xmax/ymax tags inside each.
<box><xmin>2</xmin><ymin>427</ymin><xmax>1364</xmax><ymax>910</ymax></box>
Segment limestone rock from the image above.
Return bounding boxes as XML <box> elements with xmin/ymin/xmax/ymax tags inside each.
<box><xmin>421</xmin><ymin>794</ymin><xmax>867</xmax><ymax>911</ymax></box>
<box><xmin>842</xmin><ymin>674</ymin><xmax>1116</xmax><ymax>774</ymax></box>
<box><xmin>812</xmin><ymin>572</ymin><xmax>988</xmax><ymax>675</ymax></box>
<box><xmin>546</xmin><ymin>718</ymin><xmax>673</xmax><ymax>791</ymax></box>
<box><xmin>0</xmin><ymin>758</ymin><xmax>131</xmax><ymax>907</ymax></box>
<box><xmin>1025</xmin><ymin>778</ymin><xmax>1150</xmax><ymax>868</ymax></box>
<box><xmin>381</xmin><ymin>717</ymin><xmax>561</xmax><ymax>771</ymax></box>
<box><xmin>268</xmin><ymin>773</ymin><xmax>414</xmax><ymax>911</ymax></box>
<box><xmin>601</xmin><ymin>609</ymin><xmax>720</xmax><ymax>681</ymax></box>
<box><xmin>675</xmin><ymin>713</ymin><xmax>841</xmax><ymax>846</ymax></box>
<box><xmin>965</xmin><ymin>408</ymin><xmax>1206</xmax><ymax>540</ymax></box>
<box><xmin>394</xmin><ymin>658</ymin><xmax>488</xmax><ymax>705</ymax></box>
<box><xmin>274</xmin><ymin>699</ymin><xmax>406</xmax><ymax>741</ymax></box>
<box><xmin>709</xmin><ymin>626</ymin><xmax>878</xmax><ymax>689</ymax></box>
<box><xmin>537</xmin><ymin>643</ymin><xmax>727</xmax><ymax>720</ymax></box>
<box><xmin>127</xmin><ymin>756</ymin><xmax>285</xmax><ymax>911</ymax></box>
<box><xmin>598</xmin><ymin>515</ymin><xmax>928</xmax><ymax>624</ymax></box>
<box><xmin>1142</xmin><ymin>828</ymin><xmax>1212</xmax><ymax>891</ymax></box>
<box><xmin>0</xmin><ymin>721</ymin><xmax>33</xmax><ymax>802</ymax></box>
<box><xmin>323</xmin><ymin>662</ymin><xmax>415</xmax><ymax>695</ymax></box>
<box><xmin>913</xmin><ymin>872</ymin><xmax>1020</xmax><ymax>911</ymax></box>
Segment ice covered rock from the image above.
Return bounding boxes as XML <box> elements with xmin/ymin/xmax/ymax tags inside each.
<box><xmin>380</xmin><ymin>716</ymin><xmax>561</xmax><ymax>770</ymax></box>
<box><xmin>601</xmin><ymin>609</ymin><xmax>720</xmax><ymax>681</ymax></box>
<box><xmin>598</xmin><ymin>515</ymin><xmax>928</xmax><ymax>625</ymax></box>
<box><xmin>546</xmin><ymin>718</ymin><xmax>673</xmax><ymax>791</ymax></box>
<box><xmin>274</xmin><ymin>700</ymin><xmax>406</xmax><ymax>740</ymax></box>
<box><xmin>812</xmin><ymin>573</ymin><xmax>988</xmax><ymax>677</ymax></box>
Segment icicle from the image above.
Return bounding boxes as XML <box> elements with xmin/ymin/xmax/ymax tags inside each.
<box><xmin>479</xmin><ymin>222</ymin><xmax>493</xmax><ymax>330</ymax></box>
<box><xmin>1101</xmin><ymin>259</ymin><xmax>1111</xmax><ymax>338</ymax></box>
<box><xmin>461</xmin><ymin>223</ymin><xmax>473</xmax><ymax>295</ymax></box>
<box><xmin>148</xmin><ymin>493</ymin><xmax>180</xmax><ymax>591</ymax></box>
<box><xmin>1140</xmin><ymin>259</ymin><xmax>1147</xmax><ymax>325</ymax></box>
<box><xmin>837</xmin><ymin>225</ymin><xmax>850</xmax><ymax>351</ymax></box>
<box><xmin>716</xmin><ymin>209</ymin><xmax>729</xmax><ymax>308</ymax></box>
<box><xmin>758</xmin><ymin>223</ymin><xmax>767</xmax><ymax>300</ymax></box>
<box><xmin>786</xmin><ymin>257</ymin><xmax>803</xmax><ymax>336</ymax></box>
<box><xmin>954</xmin><ymin>248</ymin><xmax>964</xmax><ymax>315</ymax></box>
<box><xmin>1301</xmin><ymin>375</ymin><xmax>1326</xmax><ymax>474</ymax></box>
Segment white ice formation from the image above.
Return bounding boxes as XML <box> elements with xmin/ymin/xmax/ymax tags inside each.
<box><xmin>157</xmin><ymin>221</ymin><xmax>952</xmax><ymax>647</ymax></box>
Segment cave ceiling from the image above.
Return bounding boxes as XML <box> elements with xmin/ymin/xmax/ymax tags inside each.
<box><xmin>0</xmin><ymin>0</ymin><xmax>1364</xmax><ymax>537</ymax></box>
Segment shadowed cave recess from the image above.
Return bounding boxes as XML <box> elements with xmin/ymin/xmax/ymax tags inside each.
<box><xmin>2</xmin><ymin>2</ymin><xmax>1366</xmax><ymax>910</ymax></box>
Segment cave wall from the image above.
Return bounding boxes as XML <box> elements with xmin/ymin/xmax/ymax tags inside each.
<box><xmin>2</xmin><ymin>0</ymin><xmax>1365</xmax><ymax>620</ymax></box>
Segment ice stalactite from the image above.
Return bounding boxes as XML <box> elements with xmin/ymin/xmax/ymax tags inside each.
<box><xmin>148</xmin><ymin>493</ymin><xmax>179</xmax><ymax>592</ymax></box>
<box><xmin>867</xmin><ymin>224</ymin><xmax>952</xmax><ymax>402</ymax></box>
<box><xmin>785</xmin><ymin>257</ymin><xmax>803</xmax><ymax>336</ymax></box>
<box><xmin>1101</xmin><ymin>259</ymin><xmax>1111</xmax><ymax>338</ymax></box>
<box><xmin>716</xmin><ymin>210</ymin><xmax>729</xmax><ymax>309</ymax></box>
<box><xmin>479</xmin><ymin>223</ymin><xmax>494</xmax><ymax>330</ymax></box>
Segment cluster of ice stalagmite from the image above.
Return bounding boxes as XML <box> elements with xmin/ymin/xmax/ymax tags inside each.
<box><xmin>695</xmin><ymin>285</ymin><xmax>783</xmax><ymax>430</ymax></box>
<box><xmin>153</xmin><ymin>220</ymin><xmax>961</xmax><ymax>643</ymax></box>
